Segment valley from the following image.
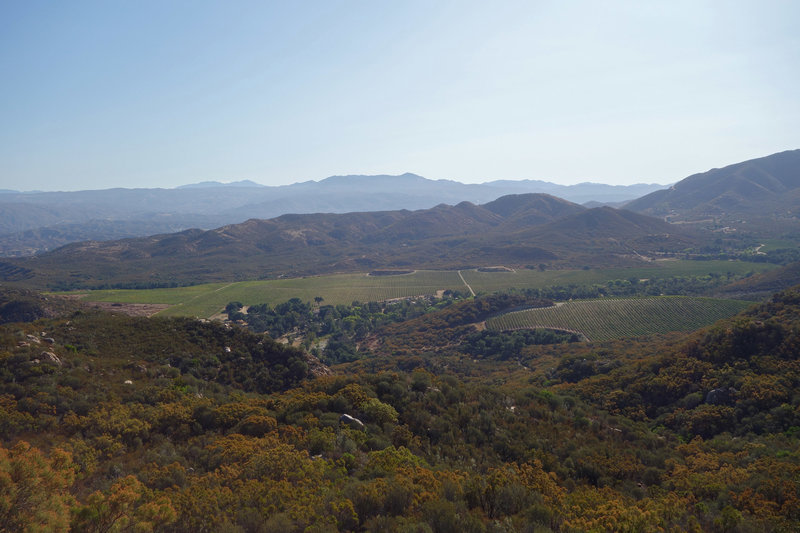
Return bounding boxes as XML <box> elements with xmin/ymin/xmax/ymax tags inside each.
<box><xmin>4</xmin><ymin>264</ymin><xmax>800</xmax><ymax>531</ymax></box>
<box><xmin>67</xmin><ymin>260</ymin><xmax>773</xmax><ymax>318</ymax></box>
<box><xmin>5</xmin><ymin>3</ymin><xmax>800</xmax><ymax>529</ymax></box>
<box><xmin>2</xmin><ymin>151</ymin><xmax>800</xmax><ymax>532</ymax></box>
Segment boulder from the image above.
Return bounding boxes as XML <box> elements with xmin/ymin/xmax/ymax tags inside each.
<box><xmin>40</xmin><ymin>351</ymin><xmax>62</xmax><ymax>366</ymax></box>
<box><xmin>339</xmin><ymin>413</ymin><xmax>365</xmax><ymax>429</ymax></box>
<box><xmin>706</xmin><ymin>387</ymin><xmax>737</xmax><ymax>405</ymax></box>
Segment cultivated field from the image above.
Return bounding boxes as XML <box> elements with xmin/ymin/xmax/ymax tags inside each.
<box><xmin>486</xmin><ymin>296</ymin><xmax>752</xmax><ymax>341</ymax></box>
<box><xmin>759</xmin><ymin>239</ymin><xmax>800</xmax><ymax>252</ymax></box>
<box><xmin>77</xmin><ymin>271</ymin><xmax>466</xmax><ymax>318</ymax></box>
<box><xmin>462</xmin><ymin>260</ymin><xmax>773</xmax><ymax>293</ymax></box>
<box><xmin>70</xmin><ymin>260</ymin><xmax>774</xmax><ymax>318</ymax></box>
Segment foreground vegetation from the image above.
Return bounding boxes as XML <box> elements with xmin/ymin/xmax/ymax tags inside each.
<box><xmin>2</xmin><ymin>275</ymin><xmax>800</xmax><ymax>531</ymax></box>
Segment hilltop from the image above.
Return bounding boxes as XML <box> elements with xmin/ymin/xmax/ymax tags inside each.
<box><xmin>626</xmin><ymin>149</ymin><xmax>800</xmax><ymax>235</ymax></box>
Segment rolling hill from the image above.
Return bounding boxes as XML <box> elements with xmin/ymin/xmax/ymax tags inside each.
<box><xmin>626</xmin><ymin>149</ymin><xmax>800</xmax><ymax>233</ymax></box>
<box><xmin>713</xmin><ymin>260</ymin><xmax>800</xmax><ymax>301</ymax></box>
<box><xmin>5</xmin><ymin>150</ymin><xmax>798</xmax><ymax>259</ymax></box>
<box><xmin>0</xmin><ymin>175</ymin><xmax>664</xmax><ymax>257</ymax></box>
<box><xmin>5</xmin><ymin>194</ymin><xmax>701</xmax><ymax>289</ymax></box>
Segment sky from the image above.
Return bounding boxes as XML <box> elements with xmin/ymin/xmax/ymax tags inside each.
<box><xmin>1</xmin><ymin>1</ymin><xmax>798</xmax><ymax>191</ymax></box>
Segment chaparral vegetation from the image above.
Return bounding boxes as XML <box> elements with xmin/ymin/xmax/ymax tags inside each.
<box><xmin>2</xmin><ymin>272</ymin><xmax>800</xmax><ymax>531</ymax></box>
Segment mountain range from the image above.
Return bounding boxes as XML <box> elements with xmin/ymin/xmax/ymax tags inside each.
<box><xmin>626</xmin><ymin>149</ymin><xmax>800</xmax><ymax>232</ymax></box>
<box><xmin>6</xmin><ymin>193</ymin><xmax>700</xmax><ymax>289</ymax></box>
<box><xmin>0</xmin><ymin>175</ymin><xmax>664</xmax><ymax>256</ymax></box>
<box><xmin>2</xmin><ymin>149</ymin><xmax>799</xmax><ymax>288</ymax></box>
<box><xmin>5</xmin><ymin>149</ymin><xmax>800</xmax><ymax>259</ymax></box>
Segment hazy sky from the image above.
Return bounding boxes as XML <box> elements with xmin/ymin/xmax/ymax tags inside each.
<box><xmin>1</xmin><ymin>1</ymin><xmax>798</xmax><ymax>191</ymax></box>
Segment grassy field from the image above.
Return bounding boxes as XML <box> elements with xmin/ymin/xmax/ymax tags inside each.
<box><xmin>69</xmin><ymin>260</ymin><xmax>775</xmax><ymax>318</ymax></box>
<box><xmin>759</xmin><ymin>239</ymin><xmax>799</xmax><ymax>252</ymax></box>
<box><xmin>77</xmin><ymin>271</ymin><xmax>466</xmax><ymax>318</ymax></box>
<box><xmin>486</xmin><ymin>296</ymin><xmax>753</xmax><ymax>341</ymax></box>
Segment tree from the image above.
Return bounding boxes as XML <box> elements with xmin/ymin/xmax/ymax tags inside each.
<box><xmin>72</xmin><ymin>475</ymin><xmax>176</xmax><ymax>532</ymax></box>
<box><xmin>0</xmin><ymin>441</ymin><xmax>75</xmax><ymax>532</ymax></box>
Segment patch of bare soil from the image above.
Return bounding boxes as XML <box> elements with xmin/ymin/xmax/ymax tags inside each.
<box><xmin>477</xmin><ymin>266</ymin><xmax>515</xmax><ymax>272</ymax></box>
<box><xmin>368</xmin><ymin>270</ymin><xmax>415</xmax><ymax>276</ymax></box>
<box><xmin>363</xmin><ymin>334</ymin><xmax>382</xmax><ymax>351</ymax></box>
<box><xmin>85</xmin><ymin>301</ymin><xmax>170</xmax><ymax>317</ymax></box>
<box><xmin>304</xmin><ymin>352</ymin><xmax>331</xmax><ymax>377</ymax></box>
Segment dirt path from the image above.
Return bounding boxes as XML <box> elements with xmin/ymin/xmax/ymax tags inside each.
<box><xmin>157</xmin><ymin>282</ymin><xmax>237</xmax><ymax>316</ymax></box>
<box><xmin>86</xmin><ymin>301</ymin><xmax>170</xmax><ymax>317</ymax></box>
<box><xmin>457</xmin><ymin>270</ymin><xmax>475</xmax><ymax>297</ymax></box>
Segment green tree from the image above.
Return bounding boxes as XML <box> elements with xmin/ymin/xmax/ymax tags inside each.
<box><xmin>0</xmin><ymin>441</ymin><xmax>75</xmax><ymax>533</ymax></box>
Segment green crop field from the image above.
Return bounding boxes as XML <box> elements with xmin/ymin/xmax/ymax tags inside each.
<box><xmin>68</xmin><ymin>260</ymin><xmax>773</xmax><ymax>319</ymax></box>
<box><xmin>75</xmin><ymin>271</ymin><xmax>466</xmax><ymax>318</ymax></box>
<box><xmin>486</xmin><ymin>296</ymin><xmax>753</xmax><ymax>341</ymax></box>
<box><xmin>759</xmin><ymin>239</ymin><xmax>799</xmax><ymax>252</ymax></box>
<box><xmin>462</xmin><ymin>260</ymin><xmax>775</xmax><ymax>293</ymax></box>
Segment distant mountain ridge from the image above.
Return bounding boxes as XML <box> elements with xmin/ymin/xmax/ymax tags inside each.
<box><xmin>5</xmin><ymin>148</ymin><xmax>798</xmax><ymax>260</ymax></box>
<box><xmin>176</xmin><ymin>179</ymin><xmax>266</xmax><ymax>189</ymax></box>
<box><xmin>626</xmin><ymin>150</ymin><xmax>800</xmax><ymax>231</ymax></box>
<box><xmin>7</xmin><ymin>193</ymin><xmax>699</xmax><ymax>289</ymax></box>
<box><xmin>0</xmin><ymin>174</ymin><xmax>666</xmax><ymax>256</ymax></box>
<box><xmin>482</xmin><ymin>179</ymin><xmax>667</xmax><ymax>204</ymax></box>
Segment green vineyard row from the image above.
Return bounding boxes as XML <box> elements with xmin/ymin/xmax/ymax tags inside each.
<box><xmin>486</xmin><ymin>297</ymin><xmax>753</xmax><ymax>341</ymax></box>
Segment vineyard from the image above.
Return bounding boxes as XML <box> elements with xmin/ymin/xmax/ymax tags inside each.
<box><xmin>462</xmin><ymin>260</ymin><xmax>774</xmax><ymax>293</ymax></box>
<box><xmin>77</xmin><ymin>271</ymin><xmax>466</xmax><ymax>318</ymax></box>
<box><xmin>486</xmin><ymin>297</ymin><xmax>753</xmax><ymax>341</ymax></box>
<box><xmin>68</xmin><ymin>260</ymin><xmax>772</xmax><ymax>318</ymax></box>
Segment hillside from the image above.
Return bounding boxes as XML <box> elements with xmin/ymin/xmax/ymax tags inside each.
<box><xmin>7</xmin><ymin>148</ymin><xmax>798</xmax><ymax>258</ymax></box>
<box><xmin>3</xmin><ymin>280</ymin><xmax>800</xmax><ymax>531</ymax></box>
<box><xmin>561</xmin><ymin>285</ymin><xmax>800</xmax><ymax>440</ymax></box>
<box><xmin>0</xmin><ymin>175</ymin><xmax>664</xmax><ymax>257</ymax></box>
<box><xmin>3</xmin><ymin>195</ymin><xmax>703</xmax><ymax>289</ymax></box>
<box><xmin>483</xmin><ymin>193</ymin><xmax>585</xmax><ymax>227</ymax></box>
<box><xmin>498</xmin><ymin>206</ymin><xmax>699</xmax><ymax>262</ymax></box>
<box><xmin>713</xmin><ymin>260</ymin><xmax>800</xmax><ymax>301</ymax></box>
<box><xmin>626</xmin><ymin>150</ymin><xmax>800</xmax><ymax>235</ymax></box>
<box><xmin>524</xmin><ymin>206</ymin><xmax>685</xmax><ymax>242</ymax></box>
<box><xmin>0</xmin><ymin>286</ymin><xmax>77</xmax><ymax>324</ymax></box>
<box><xmin>0</xmin><ymin>216</ymin><xmax>231</xmax><ymax>257</ymax></box>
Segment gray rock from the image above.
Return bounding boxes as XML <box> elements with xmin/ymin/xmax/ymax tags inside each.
<box><xmin>40</xmin><ymin>351</ymin><xmax>62</xmax><ymax>366</ymax></box>
<box><xmin>706</xmin><ymin>387</ymin><xmax>736</xmax><ymax>405</ymax></box>
<box><xmin>339</xmin><ymin>413</ymin><xmax>365</xmax><ymax>429</ymax></box>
